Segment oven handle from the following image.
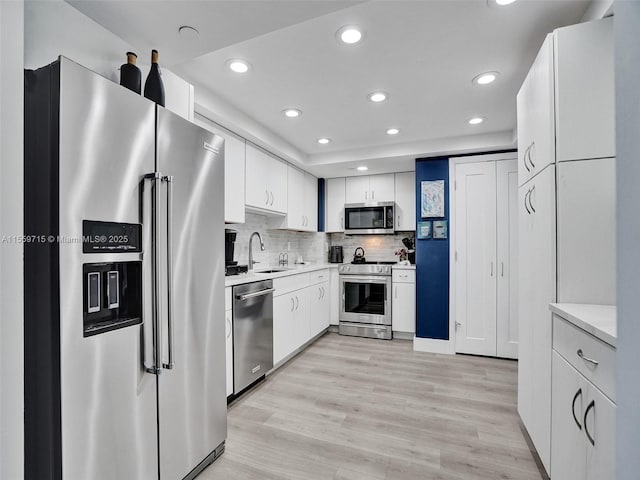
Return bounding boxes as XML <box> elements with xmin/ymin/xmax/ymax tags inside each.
<box><xmin>340</xmin><ymin>322</ymin><xmax>390</xmax><ymax>331</ymax></box>
<box><xmin>339</xmin><ymin>275</ymin><xmax>390</xmax><ymax>283</ymax></box>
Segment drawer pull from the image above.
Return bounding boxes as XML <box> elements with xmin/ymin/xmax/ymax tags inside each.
<box><xmin>577</xmin><ymin>349</ymin><xmax>599</xmax><ymax>366</ymax></box>
<box><xmin>584</xmin><ymin>400</ymin><xmax>596</xmax><ymax>446</ymax></box>
<box><xmin>572</xmin><ymin>388</ymin><xmax>583</xmax><ymax>430</ymax></box>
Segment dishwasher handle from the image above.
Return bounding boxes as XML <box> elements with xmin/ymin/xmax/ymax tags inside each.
<box><xmin>235</xmin><ymin>288</ymin><xmax>275</xmax><ymax>301</ymax></box>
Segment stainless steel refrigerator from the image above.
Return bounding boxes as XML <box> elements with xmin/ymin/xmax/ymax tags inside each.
<box><xmin>24</xmin><ymin>57</ymin><xmax>227</xmax><ymax>480</ymax></box>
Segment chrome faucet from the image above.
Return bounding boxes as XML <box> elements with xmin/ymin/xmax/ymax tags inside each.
<box><xmin>248</xmin><ymin>232</ymin><xmax>265</xmax><ymax>270</ymax></box>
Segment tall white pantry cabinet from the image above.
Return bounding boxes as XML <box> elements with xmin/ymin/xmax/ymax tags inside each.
<box><xmin>516</xmin><ymin>17</ymin><xmax>615</xmax><ymax>476</ymax></box>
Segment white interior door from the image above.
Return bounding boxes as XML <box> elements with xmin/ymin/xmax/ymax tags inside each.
<box><xmin>496</xmin><ymin>159</ymin><xmax>519</xmax><ymax>359</ymax></box>
<box><xmin>454</xmin><ymin>162</ymin><xmax>497</xmax><ymax>356</ymax></box>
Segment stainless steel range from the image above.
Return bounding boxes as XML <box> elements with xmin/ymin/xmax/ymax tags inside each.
<box><xmin>338</xmin><ymin>262</ymin><xmax>394</xmax><ymax>340</ymax></box>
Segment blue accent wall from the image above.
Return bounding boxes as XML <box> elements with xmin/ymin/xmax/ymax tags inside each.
<box><xmin>415</xmin><ymin>158</ymin><xmax>450</xmax><ymax>340</ymax></box>
<box><xmin>317</xmin><ymin>178</ymin><xmax>325</xmax><ymax>232</ymax></box>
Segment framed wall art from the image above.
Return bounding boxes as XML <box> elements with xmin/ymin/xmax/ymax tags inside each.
<box><xmin>417</xmin><ymin>221</ymin><xmax>432</xmax><ymax>239</ymax></box>
<box><xmin>421</xmin><ymin>180</ymin><xmax>445</xmax><ymax>218</ymax></box>
<box><xmin>433</xmin><ymin>220</ymin><xmax>448</xmax><ymax>239</ymax></box>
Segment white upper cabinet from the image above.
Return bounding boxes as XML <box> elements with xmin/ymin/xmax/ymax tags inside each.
<box><xmin>325</xmin><ymin>177</ymin><xmax>345</xmax><ymax>233</ymax></box>
<box><xmin>345</xmin><ymin>174</ymin><xmax>394</xmax><ymax>203</ymax></box>
<box><xmin>282</xmin><ymin>166</ymin><xmax>317</xmax><ymax>231</ymax></box>
<box><xmin>192</xmin><ymin>119</ymin><xmax>246</xmax><ymax>224</ymax></box>
<box><xmin>555</xmin><ymin>17</ymin><xmax>614</xmax><ymax>162</ymax></box>
<box><xmin>517</xmin><ymin>34</ymin><xmax>555</xmax><ymax>187</ymax></box>
<box><xmin>304</xmin><ymin>173</ymin><xmax>318</xmax><ymax>232</ymax></box>
<box><xmin>245</xmin><ymin>144</ymin><xmax>287</xmax><ymax>214</ymax></box>
<box><xmin>394</xmin><ymin>172</ymin><xmax>415</xmax><ymax>231</ymax></box>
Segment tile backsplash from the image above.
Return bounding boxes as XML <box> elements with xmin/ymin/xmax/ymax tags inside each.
<box><xmin>328</xmin><ymin>232</ymin><xmax>416</xmax><ymax>263</ymax></box>
<box><xmin>227</xmin><ymin>213</ymin><xmax>328</xmax><ymax>267</ymax></box>
<box><xmin>227</xmin><ymin>213</ymin><xmax>415</xmax><ymax>266</ymax></box>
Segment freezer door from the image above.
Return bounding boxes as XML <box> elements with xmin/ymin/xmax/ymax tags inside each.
<box><xmin>156</xmin><ymin>107</ymin><xmax>227</xmax><ymax>480</ymax></box>
<box><xmin>57</xmin><ymin>58</ymin><xmax>158</xmax><ymax>479</ymax></box>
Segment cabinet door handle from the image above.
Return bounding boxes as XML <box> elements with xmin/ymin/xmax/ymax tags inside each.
<box><xmin>265</xmin><ymin>190</ymin><xmax>269</xmax><ymax>205</ymax></box>
<box><xmin>528</xmin><ymin>141</ymin><xmax>536</xmax><ymax>168</ymax></box>
<box><xmin>523</xmin><ymin>145</ymin><xmax>531</xmax><ymax>172</ymax></box>
<box><xmin>395</xmin><ymin>286</ymin><xmax>398</xmax><ymax>299</ymax></box>
<box><xmin>572</xmin><ymin>388</ymin><xmax>583</xmax><ymax>430</ymax></box>
<box><xmin>295</xmin><ymin>296</ymin><xmax>299</xmax><ymax>311</ymax></box>
<box><xmin>341</xmin><ymin>216</ymin><xmax>344</xmax><ymax>229</ymax></box>
<box><xmin>226</xmin><ymin>315</ymin><xmax>232</xmax><ymax>339</ymax></box>
<box><xmin>270</xmin><ymin>191</ymin><xmax>274</xmax><ymax>206</ymax></box>
<box><xmin>322</xmin><ymin>286</ymin><xmax>325</xmax><ymax>299</ymax></box>
<box><xmin>524</xmin><ymin>189</ymin><xmax>531</xmax><ymax>214</ymax></box>
<box><xmin>490</xmin><ymin>262</ymin><xmax>494</xmax><ymax>277</ymax></box>
<box><xmin>577</xmin><ymin>348</ymin><xmax>599</xmax><ymax>366</ymax></box>
<box><xmin>397</xmin><ymin>215</ymin><xmax>400</xmax><ymax>228</ymax></box>
<box><xmin>365</xmin><ymin>191</ymin><xmax>368</xmax><ymax>200</ymax></box>
<box><xmin>290</xmin><ymin>297</ymin><xmax>294</xmax><ymax>312</ymax></box>
<box><xmin>528</xmin><ymin>185</ymin><xmax>536</xmax><ymax>213</ymax></box>
<box><xmin>501</xmin><ymin>262</ymin><xmax>504</xmax><ymax>277</ymax></box>
<box><xmin>372</xmin><ymin>190</ymin><xmax>375</xmax><ymax>200</ymax></box>
<box><xmin>584</xmin><ymin>400</ymin><xmax>596</xmax><ymax>446</ymax></box>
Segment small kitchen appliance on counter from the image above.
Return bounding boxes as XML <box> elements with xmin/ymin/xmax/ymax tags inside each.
<box><xmin>225</xmin><ymin>228</ymin><xmax>248</xmax><ymax>276</ymax></box>
<box><xmin>330</xmin><ymin>245</ymin><xmax>344</xmax><ymax>263</ymax></box>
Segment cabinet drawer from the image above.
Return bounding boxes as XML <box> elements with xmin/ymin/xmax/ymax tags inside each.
<box><xmin>225</xmin><ymin>287</ymin><xmax>232</xmax><ymax>311</ymax></box>
<box><xmin>553</xmin><ymin>314</ymin><xmax>615</xmax><ymax>402</ymax></box>
<box><xmin>392</xmin><ymin>269</ymin><xmax>415</xmax><ymax>283</ymax></box>
<box><xmin>309</xmin><ymin>269</ymin><xmax>329</xmax><ymax>286</ymax></box>
<box><xmin>273</xmin><ymin>273</ymin><xmax>309</xmax><ymax>297</ymax></box>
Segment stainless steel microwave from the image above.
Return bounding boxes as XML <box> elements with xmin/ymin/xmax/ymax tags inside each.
<box><xmin>344</xmin><ymin>202</ymin><xmax>395</xmax><ymax>235</ymax></box>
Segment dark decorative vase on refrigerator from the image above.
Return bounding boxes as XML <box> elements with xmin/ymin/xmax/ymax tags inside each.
<box><xmin>119</xmin><ymin>51</ymin><xmax>141</xmax><ymax>94</ymax></box>
<box><xmin>144</xmin><ymin>49</ymin><xmax>165</xmax><ymax>107</ymax></box>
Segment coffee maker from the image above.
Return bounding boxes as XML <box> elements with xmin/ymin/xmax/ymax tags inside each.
<box><xmin>225</xmin><ymin>229</ymin><xmax>248</xmax><ymax>276</ymax></box>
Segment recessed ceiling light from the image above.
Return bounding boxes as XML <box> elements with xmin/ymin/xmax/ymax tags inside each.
<box><xmin>336</xmin><ymin>25</ymin><xmax>364</xmax><ymax>45</ymax></box>
<box><xmin>368</xmin><ymin>91</ymin><xmax>388</xmax><ymax>103</ymax></box>
<box><xmin>386</xmin><ymin>128</ymin><xmax>400</xmax><ymax>135</ymax></box>
<box><xmin>283</xmin><ymin>108</ymin><xmax>302</xmax><ymax>118</ymax></box>
<box><xmin>228</xmin><ymin>59</ymin><xmax>250</xmax><ymax>73</ymax></box>
<box><xmin>357</xmin><ymin>166</ymin><xmax>368</xmax><ymax>171</ymax></box>
<box><xmin>178</xmin><ymin>25</ymin><xmax>199</xmax><ymax>40</ymax></box>
<box><xmin>468</xmin><ymin>117</ymin><xmax>485</xmax><ymax>125</ymax></box>
<box><xmin>317</xmin><ymin>138</ymin><xmax>331</xmax><ymax>144</ymax></box>
<box><xmin>496</xmin><ymin>0</ymin><xmax>517</xmax><ymax>5</ymax></box>
<box><xmin>473</xmin><ymin>71</ymin><xmax>499</xmax><ymax>85</ymax></box>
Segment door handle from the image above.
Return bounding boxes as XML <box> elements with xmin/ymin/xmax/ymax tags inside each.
<box><xmin>490</xmin><ymin>262</ymin><xmax>494</xmax><ymax>277</ymax></box>
<box><xmin>143</xmin><ymin>172</ymin><xmax>162</xmax><ymax>375</ymax></box>
<box><xmin>528</xmin><ymin>185</ymin><xmax>536</xmax><ymax>213</ymax></box>
<box><xmin>236</xmin><ymin>288</ymin><xmax>275</xmax><ymax>301</ymax></box>
<box><xmin>577</xmin><ymin>348</ymin><xmax>599</xmax><ymax>366</ymax></box>
<box><xmin>372</xmin><ymin>190</ymin><xmax>375</xmax><ymax>200</ymax></box>
<box><xmin>341</xmin><ymin>216</ymin><xmax>344</xmax><ymax>229</ymax></box>
<box><xmin>572</xmin><ymin>388</ymin><xmax>583</xmax><ymax>430</ymax></box>
<box><xmin>226</xmin><ymin>315</ymin><xmax>232</xmax><ymax>339</ymax></box>
<box><xmin>584</xmin><ymin>400</ymin><xmax>596</xmax><ymax>446</ymax></box>
<box><xmin>162</xmin><ymin>175</ymin><xmax>175</xmax><ymax>370</ymax></box>
<box><xmin>295</xmin><ymin>296</ymin><xmax>299</xmax><ymax>311</ymax></box>
<box><xmin>270</xmin><ymin>191</ymin><xmax>274</xmax><ymax>206</ymax></box>
<box><xmin>265</xmin><ymin>189</ymin><xmax>269</xmax><ymax>205</ymax></box>
<box><xmin>501</xmin><ymin>262</ymin><xmax>504</xmax><ymax>277</ymax></box>
<box><xmin>524</xmin><ymin>189</ymin><xmax>531</xmax><ymax>214</ymax></box>
<box><xmin>365</xmin><ymin>191</ymin><xmax>368</xmax><ymax>200</ymax></box>
<box><xmin>528</xmin><ymin>141</ymin><xmax>536</xmax><ymax>168</ymax></box>
<box><xmin>523</xmin><ymin>145</ymin><xmax>531</xmax><ymax>172</ymax></box>
<box><xmin>290</xmin><ymin>297</ymin><xmax>294</xmax><ymax>312</ymax></box>
<box><xmin>455</xmin><ymin>321</ymin><xmax>462</xmax><ymax>329</ymax></box>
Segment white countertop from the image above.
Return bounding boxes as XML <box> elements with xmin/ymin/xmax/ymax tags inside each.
<box><xmin>225</xmin><ymin>263</ymin><xmax>338</xmax><ymax>287</ymax></box>
<box><xmin>550</xmin><ymin>303</ymin><xmax>617</xmax><ymax>348</ymax></box>
<box><xmin>392</xmin><ymin>264</ymin><xmax>416</xmax><ymax>270</ymax></box>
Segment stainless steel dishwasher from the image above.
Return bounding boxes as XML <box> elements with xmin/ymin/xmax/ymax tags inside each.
<box><xmin>232</xmin><ymin>280</ymin><xmax>274</xmax><ymax>394</ymax></box>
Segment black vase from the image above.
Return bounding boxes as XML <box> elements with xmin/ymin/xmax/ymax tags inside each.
<box><xmin>144</xmin><ymin>49</ymin><xmax>165</xmax><ymax>107</ymax></box>
<box><xmin>119</xmin><ymin>52</ymin><xmax>141</xmax><ymax>94</ymax></box>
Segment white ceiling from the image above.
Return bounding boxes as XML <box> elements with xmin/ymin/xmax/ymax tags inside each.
<box><xmin>68</xmin><ymin>0</ymin><xmax>591</xmax><ymax>176</ymax></box>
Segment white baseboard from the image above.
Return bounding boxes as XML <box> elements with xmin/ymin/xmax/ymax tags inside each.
<box><xmin>413</xmin><ymin>336</ymin><xmax>455</xmax><ymax>355</ymax></box>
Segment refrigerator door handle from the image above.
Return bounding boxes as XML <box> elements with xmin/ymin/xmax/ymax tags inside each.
<box><xmin>144</xmin><ymin>172</ymin><xmax>163</xmax><ymax>375</ymax></box>
<box><xmin>162</xmin><ymin>175</ymin><xmax>175</xmax><ymax>370</ymax></box>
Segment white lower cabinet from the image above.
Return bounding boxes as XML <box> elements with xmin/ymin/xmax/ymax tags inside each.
<box><xmin>224</xmin><ymin>287</ymin><xmax>233</xmax><ymax>397</ymax></box>
<box><xmin>329</xmin><ymin>269</ymin><xmax>340</xmax><ymax>326</ymax></box>
<box><xmin>273</xmin><ymin>285</ymin><xmax>312</xmax><ymax>365</ymax></box>
<box><xmin>309</xmin><ymin>281</ymin><xmax>330</xmax><ymax>338</ymax></box>
<box><xmin>392</xmin><ymin>269</ymin><xmax>415</xmax><ymax>334</ymax></box>
<box><xmin>225</xmin><ymin>308</ymin><xmax>233</xmax><ymax>397</ymax></box>
<box><xmin>551</xmin><ymin>353</ymin><xmax>615</xmax><ymax>480</ymax></box>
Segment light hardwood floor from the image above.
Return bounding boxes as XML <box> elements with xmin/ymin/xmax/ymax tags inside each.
<box><xmin>199</xmin><ymin>333</ymin><xmax>545</xmax><ymax>480</ymax></box>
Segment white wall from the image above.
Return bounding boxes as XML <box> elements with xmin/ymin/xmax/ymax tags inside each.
<box><xmin>25</xmin><ymin>0</ymin><xmax>193</xmax><ymax>120</ymax></box>
<box><xmin>615</xmin><ymin>2</ymin><xmax>640</xmax><ymax>479</ymax></box>
<box><xmin>0</xmin><ymin>1</ymin><xmax>24</xmax><ymax>479</ymax></box>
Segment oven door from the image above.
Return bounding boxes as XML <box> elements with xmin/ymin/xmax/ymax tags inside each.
<box><xmin>339</xmin><ymin>275</ymin><xmax>391</xmax><ymax>325</ymax></box>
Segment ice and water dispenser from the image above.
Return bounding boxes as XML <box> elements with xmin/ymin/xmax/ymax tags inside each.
<box><xmin>82</xmin><ymin>221</ymin><xmax>143</xmax><ymax>337</ymax></box>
